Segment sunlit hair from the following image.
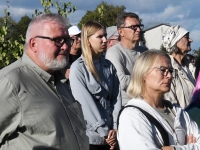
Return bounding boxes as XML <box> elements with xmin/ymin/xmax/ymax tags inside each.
<box><xmin>81</xmin><ymin>20</ymin><xmax>105</xmax><ymax>81</ymax></box>
<box><xmin>127</xmin><ymin>49</ymin><xmax>170</xmax><ymax>98</ymax></box>
<box><xmin>25</xmin><ymin>13</ymin><xmax>69</xmax><ymax>47</ymax></box>
<box><xmin>117</xmin><ymin>12</ymin><xmax>140</xmax><ymax>28</ymax></box>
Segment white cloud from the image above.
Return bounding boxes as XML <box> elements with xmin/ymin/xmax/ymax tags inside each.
<box><xmin>9</xmin><ymin>7</ymin><xmax>34</xmax><ymax>17</ymax></box>
<box><xmin>1</xmin><ymin>0</ymin><xmax>200</xmax><ymax>50</ymax></box>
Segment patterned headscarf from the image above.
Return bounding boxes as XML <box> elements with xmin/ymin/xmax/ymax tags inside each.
<box><xmin>162</xmin><ymin>25</ymin><xmax>188</xmax><ymax>53</ymax></box>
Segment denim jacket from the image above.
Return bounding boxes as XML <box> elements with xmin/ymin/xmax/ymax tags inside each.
<box><xmin>69</xmin><ymin>55</ymin><xmax>122</xmax><ymax>144</ymax></box>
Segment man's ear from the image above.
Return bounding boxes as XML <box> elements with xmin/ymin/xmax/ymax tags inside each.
<box><xmin>118</xmin><ymin>28</ymin><xmax>124</xmax><ymax>37</ymax></box>
<box><xmin>29</xmin><ymin>38</ymin><xmax>37</xmax><ymax>53</ymax></box>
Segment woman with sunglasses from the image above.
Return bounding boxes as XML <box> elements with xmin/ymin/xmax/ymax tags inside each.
<box><xmin>162</xmin><ymin>25</ymin><xmax>195</xmax><ymax>109</ymax></box>
<box><xmin>69</xmin><ymin>20</ymin><xmax>121</xmax><ymax>150</ymax></box>
<box><xmin>117</xmin><ymin>50</ymin><xmax>200</xmax><ymax>150</ymax></box>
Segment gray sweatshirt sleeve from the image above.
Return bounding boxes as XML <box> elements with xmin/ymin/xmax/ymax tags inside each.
<box><xmin>106</xmin><ymin>48</ymin><xmax>130</xmax><ymax>91</ymax></box>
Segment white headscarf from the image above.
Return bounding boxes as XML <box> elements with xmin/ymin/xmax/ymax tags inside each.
<box><xmin>162</xmin><ymin>25</ymin><xmax>188</xmax><ymax>53</ymax></box>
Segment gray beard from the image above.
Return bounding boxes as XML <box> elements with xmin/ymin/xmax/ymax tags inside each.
<box><xmin>38</xmin><ymin>50</ymin><xmax>68</xmax><ymax>71</ymax></box>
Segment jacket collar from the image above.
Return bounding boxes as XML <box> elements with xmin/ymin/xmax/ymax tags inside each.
<box><xmin>80</xmin><ymin>54</ymin><xmax>109</xmax><ymax>67</ymax></box>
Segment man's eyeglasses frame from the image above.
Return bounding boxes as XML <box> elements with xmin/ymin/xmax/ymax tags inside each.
<box><xmin>34</xmin><ymin>36</ymin><xmax>74</xmax><ymax>47</ymax></box>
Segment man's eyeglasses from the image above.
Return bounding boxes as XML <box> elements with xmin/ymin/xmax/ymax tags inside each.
<box><xmin>35</xmin><ymin>36</ymin><xmax>74</xmax><ymax>47</ymax></box>
<box><xmin>153</xmin><ymin>66</ymin><xmax>174</xmax><ymax>76</ymax></box>
<box><xmin>120</xmin><ymin>24</ymin><xmax>144</xmax><ymax>31</ymax></box>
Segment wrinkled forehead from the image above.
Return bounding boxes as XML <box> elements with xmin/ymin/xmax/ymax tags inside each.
<box><xmin>153</xmin><ymin>55</ymin><xmax>172</xmax><ymax>67</ymax></box>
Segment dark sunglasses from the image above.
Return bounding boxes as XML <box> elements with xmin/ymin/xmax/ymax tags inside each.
<box><xmin>35</xmin><ymin>36</ymin><xmax>74</xmax><ymax>47</ymax></box>
<box><xmin>120</xmin><ymin>24</ymin><xmax>144</xmax><ymax>31</ymax></box>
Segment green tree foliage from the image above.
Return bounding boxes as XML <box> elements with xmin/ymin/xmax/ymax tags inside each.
<box><xmin>33</xmin><ymin>0</ymin><xmax>76</xmax><ymax>18</ymax></box>
<box><xmin>78</xmin><ymin>1</ymin><xmax>126</xmax><ymax>28</ymax></box>
<box><xmin>0</xmin><ymin>8</ymin><xmax>24</xmax><ymax>68</ymax></box>
<box><xmin>14</xmin><ymin>15</ymin><xmax>32</xmax><ymax>40</ymax></box>
<box><xmin>0</xmin><ymin>16</ymin><xmax>17</xmax><ymax>40</ymax></box>
<box><xmin>160</xmin><ymin>44</ymin><xmax>167</xmax><ymax>53</ymax></box>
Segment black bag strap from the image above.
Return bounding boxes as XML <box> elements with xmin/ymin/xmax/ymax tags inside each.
<box><xmin>117</xmin><ymin>105</ymin><xmax>169</xmax><ymax>146</ymax></box>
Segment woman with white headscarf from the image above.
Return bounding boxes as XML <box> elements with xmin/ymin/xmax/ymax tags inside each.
<box><xmin>162</xmin><ymin>25</ymin><xmax>195</xmax><ymax>109</ymax></box>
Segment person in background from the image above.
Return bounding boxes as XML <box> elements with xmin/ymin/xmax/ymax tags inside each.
<box><xmin>117</xmin><ymin>50</ymin><xmax>200</xmax><ymax>150</ymax></box>
<box><xmin>106</xmin><ymin>12</ymin><xmax>147</xmax><ymax>106</ymax></box>
<box><xmin>162</xmin><ymin>25</ymin><xmax>195</xmax><ymax>109</ymax></box>
<box><xmin>0</xmin><ymin>13</ymin><xmax>89</xmax><ymax>150</ymax></box>
<box><xmin>184</xmin><ymin>54</ymin><xmax>195</xmax><ymax>66</ymax></box>
<box><xmin>69</xmin><ymin>20</ymin><xmax>121</xmax><ymax>150</ymax></box>
<box><xmin>63</xmin><ymin>25</ymin><xmax>82</xmax><ymax>81</ymax></box>
<box><xmin>186</xmin><ymin>72</ymin><xmax>200</xmax><ymax>127</ymax></box>
<box><xmin>194</xmin><ymin>56</ymin><xmax>200</xmax><ymax>80</ymax></box>
<box><xmin>184</xmin><ymin>53</ymin><xmax>196</xmax><ymax>77</ymax></box>
<box><xmin>106</xmin><ymin>26</ymin><xmax>120</xmax><ymax>50</ymax></box>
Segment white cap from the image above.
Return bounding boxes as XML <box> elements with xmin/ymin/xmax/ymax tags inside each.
<box><xmin>68</xmin><ymin>26</ymin><xmax>81</xmax><ymax>36</ymax></box>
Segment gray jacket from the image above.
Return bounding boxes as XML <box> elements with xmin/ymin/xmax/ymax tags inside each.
<box><xmin>69</xmin><ymin>55</ymin><xmax>122</xmax><ymax>145</ymax></box>
<box><xmin>164</xmin><ymin>55</ymin><xmax>196</xmax><ymax>109</ymax></box>
<box><xmin>0</xmin><ymin>53</ymin><xmax>89</xmax><ymax>150</ymax></box>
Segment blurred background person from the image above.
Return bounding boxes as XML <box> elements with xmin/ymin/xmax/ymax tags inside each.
<box><xmin>117</xmin><ymin>50</ymin><xmax>200</xmax><ymax>150</ymax></box>
<box><xmin>106</xmin><ymin>26</ymin><xmax>120</xmax><ymax>50</ymax></box>
<box><xmin>68</xmin><ymin>25</ymin><xmax>82</xmax><ymax>67</ymax></box>
<box><xmin>162</xmin><ymin>25</ymin><xmax>195</xmax><ymax>109</ymax></box>
<box><xmin>69</xmin><ymin>20</ymin><xmax>121</xmax><ymax>150</ymax></box>
<box><xmin>63</xmin><ymin>25</ymin><xmax>81</xmax><ymax>81</ymax></box>
<box><xmin>184</xmin><ymin>54</ymin><xmax>195</xmax><ymax>66</ymax></box>
<box><xmin>195</xmin><ymin>56</ymin><xmax>200</xmax><ymax>80</ymax></box>
<box><xmin>186</xmin><ymin>72</ymin><xmax>200</xmax><ymax>127</ymax></box>
<box><xmin>184</xmin><ymin>53</ymin><xmax>196</xmax><ymax>77</ymax></box>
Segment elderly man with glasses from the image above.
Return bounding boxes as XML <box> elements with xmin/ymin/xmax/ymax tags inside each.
<box><xmin>106</xmin><ymin>12</ymin><xmax>147</xmax><ymax>106</ymax></box>
<box><xmin>0</xmin><ymin>14</ymin><xmax>88</xmax><ymax>150</ymax></box>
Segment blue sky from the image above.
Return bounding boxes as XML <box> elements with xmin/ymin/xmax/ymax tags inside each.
<box><xmin>1</xmin><ymin>0</ymin><xmax>200</xmax><ymax>50</ymax></box>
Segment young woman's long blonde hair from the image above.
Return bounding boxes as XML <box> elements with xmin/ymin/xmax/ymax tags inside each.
<box><xmin>81</xmin><ymin>20</ymin><xmax>105</xmax><ymax>81</ymax></box>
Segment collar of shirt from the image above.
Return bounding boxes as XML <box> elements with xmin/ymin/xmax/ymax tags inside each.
<box><xmin>80</xmin><ymin>54</ymin><xmax>110</xmax><ymax>68</ymax></box>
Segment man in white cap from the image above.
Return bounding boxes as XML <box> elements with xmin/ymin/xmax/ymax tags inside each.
<box><xmin>106</xmin><ymin>26</ymin><xmax>120</xmax><ymax>50</ymax></box>
<box><xmin>64</xmin><ymin>25</ymin><xmax>81</xmax><ymax>81</ymax></box>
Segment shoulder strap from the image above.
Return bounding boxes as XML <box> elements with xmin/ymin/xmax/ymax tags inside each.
<box><xmin>117</xmin><ymin>105</ymin><xmax>169</xmax><ymax>146</ymax></box>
